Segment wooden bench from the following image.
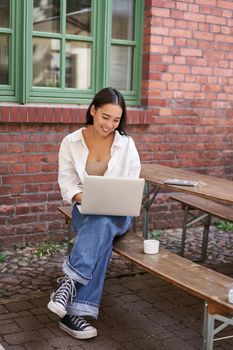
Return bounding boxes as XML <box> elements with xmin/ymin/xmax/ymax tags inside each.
<box><xmin>170</xmin><ymin>193</ymin><xmax>233</xmax><ymax>261</ymax></box>
<box><xmin>58</xmin><ymin>205</ymin><xmax>233</xmax><ymax>350</ymax></box>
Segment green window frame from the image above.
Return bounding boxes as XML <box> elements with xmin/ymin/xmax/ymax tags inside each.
<box><xmin>0</xmin><ymin>0</ymin><xmax>16</xmax><ymax>101</ymax></box>
<box><xmin>0</xmin><ymin>0</ymin><xmax>144</xmax><ymax>105</ymax></box>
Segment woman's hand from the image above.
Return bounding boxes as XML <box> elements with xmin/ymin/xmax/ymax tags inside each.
<box><xmin>73</xmin><ymin>192</ymin><xmax>82</xmax><ymax>203</ymax></box>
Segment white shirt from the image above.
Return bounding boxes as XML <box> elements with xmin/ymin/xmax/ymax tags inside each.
<box><xmin>58</xmin><ymin>127</ymin><xmax>141</xmax><ymax>203</ymax></box>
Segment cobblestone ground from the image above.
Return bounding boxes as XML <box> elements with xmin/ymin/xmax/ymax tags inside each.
<box><xmin>0</xmin><ymin>226</ymin><xmax>232</xmax><ymax>349</ymax></box>
<box><xmin>1</xmin><ymin>225</ymin><xmax>232</xmax><ymax>302</ymax></box>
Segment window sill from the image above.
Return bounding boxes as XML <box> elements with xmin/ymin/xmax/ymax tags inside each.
<box><xmin>0</xmin><ymin>104</ymin><xmax>155</xmax><ymax>125</ymax></box>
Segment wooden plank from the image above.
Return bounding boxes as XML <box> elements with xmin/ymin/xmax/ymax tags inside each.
<box><xmin>58</xmin><ymin>206</ymin><xmax>72</xmax><ymax>221</ymax></box>
<box><xmin>141</xmin><ymin>164</ymin><xmax>233</xmax><ymax>205</ymax></box>
<box><xmin>171</xmin><ymin>193</ymin><xmax>233</xmax><ymax>222</ymax></box>
<box><xmin>208</xmin><ymin>303</ymin><xmax>231</xmax><ymax>316</ymax></box>
<box><xmin>113</xmin><ymin>230</ymin><xmax>233</xmax><ymax>313</ymax></box>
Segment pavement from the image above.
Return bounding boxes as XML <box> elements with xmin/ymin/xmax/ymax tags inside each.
<box><xmin>0</xmin><ymin>226</ymin><xmax>233</xmax><ymax>350</ymax></box>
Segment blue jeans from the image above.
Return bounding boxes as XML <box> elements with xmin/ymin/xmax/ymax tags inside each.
<box><xmin>62</xmin><ymin>204</ymin><xmax>132</xmax><ymax>319</ymax></box>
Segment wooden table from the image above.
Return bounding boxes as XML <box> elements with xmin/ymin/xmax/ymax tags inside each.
<box><xmin>139</xmin><ymin>163</ymin><xmax>233</xmax><ymax>349</ymax></box>
<box><xmin>140</xmin><ymin>163</ymin><xmax>233</xmax><ymax>238</ymax></box>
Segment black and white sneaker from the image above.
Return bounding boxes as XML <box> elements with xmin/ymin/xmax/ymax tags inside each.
<box><xmin>47</xmin><ymin>275</ymin><xmax>76</xmax><ymax>318</ymax></box>
<box><xmin>59</xmin><ymin>315</ymin><xmax>97</xmax><ymax>339</ymax></box>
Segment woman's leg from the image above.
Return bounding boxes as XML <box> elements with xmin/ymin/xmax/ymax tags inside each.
<box><xmin>63</xmin><ymin>205</ymin><xmax>132</xmax><ymax>318</ymax></box>
<box><xmin>48</xmin><ymin>204</ymin><xmax>131</xmax><ymax>319</ymax></box>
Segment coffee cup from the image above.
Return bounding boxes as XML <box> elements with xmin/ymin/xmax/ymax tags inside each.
<box><xmin>143</xmin><ymin>239</ymin><xmax>159</xmax><ymax>254</ymax></box>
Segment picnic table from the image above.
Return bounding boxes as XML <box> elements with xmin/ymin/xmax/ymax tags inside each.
<box><xmin>140</xmin><ymin>163</ymin><xmax>233</xmax><ymax>238</ymax></box>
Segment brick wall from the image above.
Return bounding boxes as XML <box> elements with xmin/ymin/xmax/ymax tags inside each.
<box><xmin>142</xmin><ymin>0</ymin><xmax>233</xmax><ymax>171</ymax></box>
<box><xmin>140</xmin><ymin>0</ymin><xmax>233</xmax><ymax>229</ymax></box>
<box><xmin>1</xmin><ymin>0</ymin><xmax>233</xmax><ymax>246</ymax></box>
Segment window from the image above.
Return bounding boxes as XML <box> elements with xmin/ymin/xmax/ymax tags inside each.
<box><xmin>0</xmin><ymin>0</ymin><xmax>144</xmax><ymax>105</ymax></box>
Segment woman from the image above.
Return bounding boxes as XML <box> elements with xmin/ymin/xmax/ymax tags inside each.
<box><xmin>47</xmin><ymin>87</ymin><xmax>141</xmax><ymax>339</ymax></box>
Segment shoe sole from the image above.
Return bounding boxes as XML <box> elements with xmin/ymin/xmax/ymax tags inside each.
<box><xmin>59</xmin><ymin>321</ymin><xmax>97</xmax><ymax>339</ymax></box>
<box><xmin>47</xmin><ymin>299</ymin><xmax>67</xmax><ymax>318</ymax></box>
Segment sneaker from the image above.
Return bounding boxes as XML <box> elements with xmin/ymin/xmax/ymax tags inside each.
<box><xmin>59</xmin><ymin>315</ymin><xmax>97</xmax><ymax>339</ymax></box>
<box><xmin>47</xmin><ymin>275</ymin><xmax>76</xmax><ymax>318</ymax></box>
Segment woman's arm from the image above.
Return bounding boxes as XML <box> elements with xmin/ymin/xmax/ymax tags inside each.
<box><xmin>127</xmin><ymin>138</ymin><xmax>141</xmax><ymax>178</ymax></box>
<box><xmin>58</xmin><ymin>137</ymin><xmax>83</xmax><ymax>203</ymax></box>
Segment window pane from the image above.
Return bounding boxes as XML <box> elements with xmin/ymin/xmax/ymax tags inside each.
<box><xmin>0</xmin><ymin>0</ymin><xmax>10</xmax><ymax>28</ymax></box>
<box><xmin>66</xmin><ymin>0</ymin><xmax>91</xmax><ymax>36</ymax></box>
<box><xmin>65</xmin><ymin>41</ymin><xmax>91</xmax><ymax>89</ymax></box>
<box><xmin>110</xmin><ymin>45</ymin><xmax>132</xmax><ymax>90</ymax></box>
<box><xmin>112</xmin><ymin>0</ymin><xmax>134</xmax><ymax>40</ymax></box>
<box><xmin>0</xmin><ymin>34</ymin><xmax>9</xmax><ymax>84</ymax></box>
<box><xmin>33</xmin><ymin>0</ymin><xmax>60</xmax><ymax>33</ymax></box>
<box><xmin>33</xmin><ymin>38</ymin><xmax>60</xmax><ymax>87</ymax></box>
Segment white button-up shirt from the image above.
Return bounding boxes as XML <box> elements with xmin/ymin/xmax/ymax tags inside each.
<box><xmin>58</xmin><ymin>127</ymin><xmax>141</xmax><ymax>203</ymax></box>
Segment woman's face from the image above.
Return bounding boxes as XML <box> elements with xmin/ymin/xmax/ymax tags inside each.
<box><xmin>91</xmin><ymin>103</ymin><xmax>122</xmax><ymax>137</ymax></box>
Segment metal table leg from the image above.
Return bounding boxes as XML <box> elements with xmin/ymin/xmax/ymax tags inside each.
<box><xmin>142</xmin><ymin>181</ymin><xmax>161</xmax><ymax>239</ymax></box>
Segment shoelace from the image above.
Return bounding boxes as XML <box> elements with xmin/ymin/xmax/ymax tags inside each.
<box><xmin>70</xmin><ymin>315</ymin><xmax>91</xmax><ymax>330</ymax></box>
<box><xmin>54</xmin><ymin>275</ymin><xmax>76</xmax><ymax>306</ymax></box>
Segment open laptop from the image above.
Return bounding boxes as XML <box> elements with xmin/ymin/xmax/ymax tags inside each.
<box><xmin>77</xmin><ymin>176</ymin><xmax>145</xmax><ymax>216</ymax></box>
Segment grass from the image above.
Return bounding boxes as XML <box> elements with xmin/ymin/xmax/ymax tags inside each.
<box><xmin>214</xmin><ymin>220</ymin><xmax>233</xmax><ymax>232</ymax></box>
<box><xmin>149</xmin><ymin>229</ymin><xmax>163</xmax><ymax>239</ymax></box>
<box><xmin>214</xmin><ymin>220</ymin><xmax>233</xmax><ymax>233</ymax></box>
<box><xmin>0</xmin><ymin>253</ymin><xmax>6</xmax><ymax>263</ymax></box>
<box><xmin>13</xmin><ymin>239</ymin><xmax>66</xmax><ymax>258</ymax></box>
<box><xmin>35</xmin><ymin>240</ymin><xmax>62</xmax><ymax>257</ymax></box>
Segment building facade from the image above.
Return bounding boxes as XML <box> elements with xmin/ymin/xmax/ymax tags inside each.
<box><xmin>0</xmin><ymin>0</ymin><xmax>233</xmax><ymax>246</ymax></box>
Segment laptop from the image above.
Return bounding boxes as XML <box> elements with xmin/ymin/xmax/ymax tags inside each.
<box><xmin>77</xmin><ymin>176</ymin><xmax>145</xmax><ymax>216</ymax></box>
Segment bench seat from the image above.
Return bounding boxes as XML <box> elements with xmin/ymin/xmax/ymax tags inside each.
<box><xmin>171</xmin><ymin>193</ymin><xmax>233</xmax><ymax>261</ymax></box>
<box><xmin>114</xmin><ymin>230</ymin><xmax>233</xmax><ymax>313</ymax></box>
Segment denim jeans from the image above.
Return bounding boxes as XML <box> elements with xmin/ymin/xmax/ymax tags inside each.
<box><xmin>62</xmin><ymin>204</ymin><xmax>132</xmax><ymax>319</ymax></box>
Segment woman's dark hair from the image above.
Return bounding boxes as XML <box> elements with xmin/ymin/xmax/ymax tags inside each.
<box><xmin>85</xmin><ymin>87</ymin><xmax>127</xmax><ymax>135</ymax></box>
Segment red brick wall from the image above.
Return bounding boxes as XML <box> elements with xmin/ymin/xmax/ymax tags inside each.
<box><xmin>139</xmin><ymin>0</ymin><xmax>233</xmax><ymax>230</ymax></box>
<box><xmin>142</xmin><ymin>0</ymin><xmax>233</xmax><ymax>170</ymax></box>
<box><xmin>1</xmin><ymin>0</ymin><xmax>233</xmax><ymax>245</ymax></box>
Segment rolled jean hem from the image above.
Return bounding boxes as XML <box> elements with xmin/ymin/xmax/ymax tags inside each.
<box><xmin>62</xmin><ymin>260</ymin><xmax>90</xmax><ymax>286</ymax></box>
<box><xmin>66</xmin><ymin>302</ymin><xmax>99</xmax><ymax>319</ymax></box>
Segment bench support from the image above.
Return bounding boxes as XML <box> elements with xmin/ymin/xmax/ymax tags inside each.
<box><xmin>203</xmin><ymin>302</ymin><xmax>233</xmax><ymax>350</ymax></box>
<box><xmin>142</xmin><ymin>182</ymin><xmax>161</xmax><ymax>239</ymax></box>
<box><xmin>171</xmin><ymin>193</ymin><xmax>233</xmax><ymax>262</ymax></box>
<box><xmin>181</xmin><ymin>206</ymin><xmax>212</xmax><ymax>261</ymax></box>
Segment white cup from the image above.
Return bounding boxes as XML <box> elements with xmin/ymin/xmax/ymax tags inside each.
<box><xmin>143</xmin><ymin>239</ymin><xmax>159</xmax><ymax>254</ymax></box>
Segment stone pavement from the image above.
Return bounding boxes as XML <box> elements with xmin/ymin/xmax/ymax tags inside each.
<box><xmin>0</xmin><ymin>226</ymin><xmax>233</xmax><ymax>350</ymax></box>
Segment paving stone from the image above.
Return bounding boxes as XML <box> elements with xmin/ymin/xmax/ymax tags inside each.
<box><xmin>81</xmin><ymin>338</ymin><xmax>121</xmax><ymax>350</ymax></box>
<box><xmin>24</xmin><ymin>341</ymin><xmax>54</xmax><ymax>350</ymax></box>
<box><xmin>3</xmin><ymin>330</ymin><xmax>41</xmax><ymax>345</ymax></box>
<box><xmin>0</xmin><ymin>306</ymin><xmax>8</xmax><ymax>315</ymax></box>
<box><xmin>0</xmin><ymin>323</ymin><xmax>21</xmax><ymax>335</ymax></box>
<box><xmin>1</xmin><ymin>345</ymin><xmax>25</xmax><ymax>350</ymax></box>
<box><xmin>118</xmin><ymin>293</ymin><xmax>142</xmax><ymax>303</ymax></box>
<box><xmin>14</xmin><ymin>316</ymin><xmax>44</xmax><ymax>331</ymax></box>
<box><xmin>48</xmin><ymin>335</ymin><xmax>85</xmax><ymax>348</ymax></box>
<box><xmin>0</xmin><ymin>314</ymin><xmax>21</xmax><ymax>321</ymax></box>
<box><xmin>6</xmin><ymin>302</ymin><xmax>33</xmax><ymax>313</ymax></box>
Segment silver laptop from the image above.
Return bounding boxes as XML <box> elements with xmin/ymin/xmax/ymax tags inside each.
<box><xmin>77</xmin><ymin>176</ymin><xmax>145</xmax><ymax>216</ymax></box>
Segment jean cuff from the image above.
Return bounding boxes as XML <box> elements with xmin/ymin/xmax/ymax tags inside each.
<box><xmin>62</xmin><ymin>259</ymin><xmax>91</xmax><ymax>285</ymax></box>
<box><xmin>66</xmin><ymin>301</ymin><xmax>99</xmax><ymax>319</ymax></box>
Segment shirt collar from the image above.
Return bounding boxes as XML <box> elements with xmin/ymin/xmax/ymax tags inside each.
<box><xmin>70</xmin><ymin>128</ymin><xmax>85</xmax><ymax>142</ymax></box>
